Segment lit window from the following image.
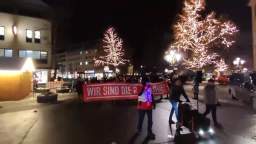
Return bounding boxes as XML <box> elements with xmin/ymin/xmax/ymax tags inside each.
<box><xmin>19</xmin><ymin>50</ymin><xmax>40</xmax><ymax>59</ymax></box>
<box><xmin>0</xmin><ymin>26</ymin><xmax>5</xmax><ymax>40</ymax></box>
<box><xmin>80</xmin><ymin>51</ymin><xmax>82</xmax><ymax>55</ymax></box>
<box><xmin>32</xmin><ymin>51</ymin><xmax>40</xmax><ymax>59</ymax></box>
<box><xmin>26</xmin><ymin>30</ymin><xmax>32</xmax><ymax>42</ymax></box>
<box><xmin>0</xmin><ymin>48</ymin><xmax>12</xmax><ymax>57</ymax></box>
<box><xmin>85</xmin><ymin>61</ymin><xmax>88</xmax><ymax>65</ymax></box>
<box><xmin>40</xmin><ymin>51</ymin><xmax>47</xmax><ymax>59</ymax></box>
<box><xmin>26</xmin><ymin>50</ymin><xmax>33</xmax><ymax>57</ymax></box>
<box><xmin>0</xmin><ymin>49</ymin><xmax>4</xmax><ymax>56</ymax></box>
<box><xmin>80</xmin><ymin>62</ymin><xmax>82</xmax><ymax>65</ymax></box>
<box><xmin>85</xmin><ymin>51</ymin><xmax>88</xmax><ymax>54</ymax></box>
<box><xmin>4</xmin><ymin>49</ymin><xmax>13</xmax><ymax>57</ymax></box>
<box><xmin>19</xmin><ymin>50</ymin><xmax>26</xmax><ymax>58</ymax></box>
<box><xmin>35</xmin><ymin>31</ymin><xmax>40</xmax><ymax>43</ymax></box>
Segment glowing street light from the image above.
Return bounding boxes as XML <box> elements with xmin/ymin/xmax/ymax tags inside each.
<box><xmin>104</xmin><ymin>66</ymin><xmax>110</xmax><ymax>72</ymax></box>
<box><xmin>115</xmin><ymin>68</ymin><xmax>120</xmax><ymax>73</ymax></box>
<box><xmin>233</xmin><ymin>57</ymin><xmax>245</xmax><ymax>66</ymax></box>
<box><xmin>233</xmin><ymin>57</ymin><xmax>245</xmax><ymax>72</ymax></box>
<box><xmin>164</xmin><ymin>50</ymin><xmax>182</xmax><ymax>65</ymax></box>
<box><xmin>12</xmin><ymin>25</ymin><xmax>17</xmax><ymax>35</ymax></box>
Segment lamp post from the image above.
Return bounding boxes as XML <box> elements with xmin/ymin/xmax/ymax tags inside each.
<box><xmin>233</xmin><ymin>57</ymin><xmax>245</xmax><ymax>72</ymax></box>
<box><xmin>164</xmin><ymin>50</ymin><xmax>182</xmax><ymax>72</ymax></box>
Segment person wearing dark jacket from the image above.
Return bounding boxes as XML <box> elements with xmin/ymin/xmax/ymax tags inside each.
<box><xmin>76</xmin><ymin>77</ymin><xmax>84</xmax><ymax>99</ymax></box>
<box><xmin>203</xmin><ymin>79</ymin><xmax>222</xmax><ymax>128</ymax></box>
<box><xmin>137</xmin><ymin>81</ymin><xmax>155</xmax><ymax>140</ymax></box>
<box><xmin>169</xmin><ymin>79</ymin><xmax>190</xmax><ymax>124</ymax></box>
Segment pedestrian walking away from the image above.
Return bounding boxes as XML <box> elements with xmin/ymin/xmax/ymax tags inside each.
<box><xmin>136</xmin><ymin>80</ymin><xmax>156</xmax><ymax>140</ymax></box>
<box><xmin>169</xmin><ymin>78</ymin><xmax>190</xmax><ymax>125</ymax></box>
<box><xmin>203</xmin><ymin>79</ymin><xmax>222</xmax><ymax>128</ymax></box>
<box><xmin>76</xmin><ymin>77</ymin><xmax>84</xmax><ymax>100</ymax></box>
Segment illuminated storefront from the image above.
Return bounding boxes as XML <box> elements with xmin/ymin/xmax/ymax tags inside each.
<box><xmin>0</xmin><ymin>58</ymin><xmax>35</xmax><ymax>101</ymax></box>
<box><xmin>34</xmin><ymin>69</ymin><xmax>48</xmax><ymax>84</ymax></box>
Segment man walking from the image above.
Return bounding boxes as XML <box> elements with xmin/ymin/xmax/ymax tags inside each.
<box><xmin>203</xmin><ymin>79</ymin><xmax>222</xmax><ymax>128</ymax></box>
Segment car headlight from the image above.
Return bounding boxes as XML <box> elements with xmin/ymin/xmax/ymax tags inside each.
<box><xmin>198</xmin><ymin>129</ymin><xmax>205</xmax><ymax>136</ymax></box>
<box><xmin>208</xmin><ymin>127</ymin><xmax>215</xmax><ymax>135</ymax></box>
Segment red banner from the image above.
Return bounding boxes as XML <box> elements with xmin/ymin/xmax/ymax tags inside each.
<box><xmin>83</xmin><ymin>82</ymin><xmax>169</xmax><ymax>102</ymax></box>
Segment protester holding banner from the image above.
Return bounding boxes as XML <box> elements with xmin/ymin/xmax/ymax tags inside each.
<box><xmin>137</xmin><ymin>80</ymin><xmax>155</xmax><ymax>140</ymax></box>
<box><xmin>169</xmin><ymin>78</ymin><xmax>190</xmax><ymax>124</ymax></box>
<box><xmin>76</xmin><ymin>77</ymin><xmax>84</xmax><ymax>100</ymax></box>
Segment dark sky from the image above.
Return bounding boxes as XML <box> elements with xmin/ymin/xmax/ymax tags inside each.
<box><xmin>44</xmin><ymin>0</ymin><xmax>252</xmax><ymax>68</ymax></box>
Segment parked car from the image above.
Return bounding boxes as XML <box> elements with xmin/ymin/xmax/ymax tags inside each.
<box><xmin>217</xmin><ymin>75</ymin><xmax>229</xmax><ymax>85</ymax></box>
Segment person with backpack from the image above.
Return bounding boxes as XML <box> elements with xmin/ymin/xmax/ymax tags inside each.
<box><xmin>169</xmin><ymin>78</ymin><xmax>190</xmax><ymax>124</ymax></box>
<box><xmin>203</xmin><ymin>79</ymin><xmax>222</xmax><ymax>128</ymax></box>
<box><xmin>137</xmin><ymin>80</ymin><xmax>155</xmax><ymax>140</ymax></box>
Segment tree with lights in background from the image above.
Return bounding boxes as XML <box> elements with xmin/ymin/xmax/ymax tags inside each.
<box><xmin>215</xmin><ymin>58</ymin><xmax>228</xmax><ymax>73</ymax></box>
<box><xmin>166</xmin><ymin>0</ymin><xmax>238</xmax><ymax>70</ymax></box>
<box><xmin>95</xmin><ymin>27</ymin><xmax>128</xmax><ymax>71</ymax></box>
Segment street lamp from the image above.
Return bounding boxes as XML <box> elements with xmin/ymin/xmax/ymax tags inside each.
<box><xmin>233</xmin><ymin>57</ymin><xmax>245</xmax><ymax>72</ymax></box>
<box><xmin>164</xmin><ymin>50</ymin><xmax>182</xmax><ymax>72</ymax></box>
<box><xmin>115</xmin><ymin>68</ymin><xmax>120</xmax><ymax>73</ymax></box>
<box><xmin>104</xmin><ymin>66</ymin><xmax>109</xmax><ymax>72</ymax></box>
<box><xmin>164</xmin><ymin>50</ymin><xmax>182</xmax><ymax>65</ymax></box>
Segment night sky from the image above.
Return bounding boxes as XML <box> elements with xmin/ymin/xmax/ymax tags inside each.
<box><xmin>44</xmin><ymin>0</ymin><xmax>252</xmax><ymax>68</ymax></box>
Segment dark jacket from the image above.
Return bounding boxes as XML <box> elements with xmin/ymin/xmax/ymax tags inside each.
<box><xmin>169</xmin><ymin>85</ymin><xmax>190</xmax><ymax>102</ymax></box>
<box><xmin>204</xmin><ymin>84</ymin><xmax>217</xmax><ymax>105</ymax></box>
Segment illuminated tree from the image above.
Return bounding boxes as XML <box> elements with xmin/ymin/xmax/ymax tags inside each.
<box><xmin>167</xmin><ymin>0</ymin><xmax>238</xmax><ymax>70</ymax></box>
<box><xmin>215</xmin><ymin>58</ymin><xmax>228</xmax><ymax>72</ymax></box>
<box><xmin>95</xmin><ymin>27</ymin><xmax>128</xmax><ymax>67</ymax></box>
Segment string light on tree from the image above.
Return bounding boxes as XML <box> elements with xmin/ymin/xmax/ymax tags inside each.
<box><xmin>95</xmin><ymin>27</ymin><xmax>128</xmax><ymax>67</ymax></box>
<box><xmin>166</xmin><ymin>0</ymin><xmax>238</xmax><ymax>70</ymax></box>
<box><xmin>216</xmin><ymin>59</ymin><xmax>228</xmax><ymax>72</ymax></box>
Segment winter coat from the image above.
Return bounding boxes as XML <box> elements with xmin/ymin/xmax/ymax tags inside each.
<box><xmin>137</xmin><ymin>87</ymin><xmax>154</xmax><ymax>110</ymax></box>
<box><xmin>169</xmin><ymin>85</ymin><xmax>190</xmax><ymax>102</ymax></box>
<box><xmin>204</xmin><ymin>84</ymin><xmax>218</xmax><ymax>105</ymax></box>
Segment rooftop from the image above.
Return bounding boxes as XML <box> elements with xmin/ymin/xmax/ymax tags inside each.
<box><xmin>0</xmin><ymin>0</ymin><xmax>53</xmax><ymax>19</ymax></box>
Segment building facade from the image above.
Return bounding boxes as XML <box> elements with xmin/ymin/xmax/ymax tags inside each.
<box><xmin>0</xmin><ymin>12</ymin><xmax>52</xmax><ymax>83</ymax></box>
<box><xmin>250</xmin><ymin>0</ymin><xmax>256</xmax><ymax>70</ymax></box>
<box><xmin>55</xmin><ymin>48</ymin><xmax>107</xmax><ymax>79</ymax></box>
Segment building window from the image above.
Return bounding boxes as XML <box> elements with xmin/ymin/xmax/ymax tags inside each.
<box><xmin>5</xmin><ymin>49</ymin><xmax>13</xmax><ymax>57</ymax></box>
<box><xmin>19</xmin><ymin>50</ymin><xmax>40</xmax><ymax>59</ymax></box>
<box><xmin>0</xmin><ymin>26</ymin><xmax>5</xmax><ymax>40</ymax></box>
<box><xmin>40</xmin><ymin>51</ymin><xmax>47</xmax><ymax>59</ymax></box>
<box><xmin>80</xmin><ymin>62</ymin><xmax>83</xmax><ymax>65</ymax></box>
<box><xmin>0</xmin><ymin>49</ymin><xmax>4</xmax><ymax>56</ymax></box>
<box><xmin>26</xmin><ymin>30</ymin><xmax>33</xmax><ymax>43</ymax></box>
<box><xmin>0</xmin><ymin>48</ymin><xmax>12</xmax><ymax>57</ymax></box>
<box><xmin>35</xmin><ymin>31</ymin><xmax>40</xmax><ymax>43</ymax></box>
<box><xmin>80</xmin><ymin>51</ymin><xmax>82</xmax><ymax>55</ymax></box>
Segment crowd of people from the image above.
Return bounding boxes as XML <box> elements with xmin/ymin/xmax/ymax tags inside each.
<box><xmin>73</xmin><ymin>72</ymin><xmax>223</xmax><ymax>140</ymax></box>
<box><xmin>136</xmin><ymin>76</ymin><xmax>222</xmax><ymax>140</ymax></box>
